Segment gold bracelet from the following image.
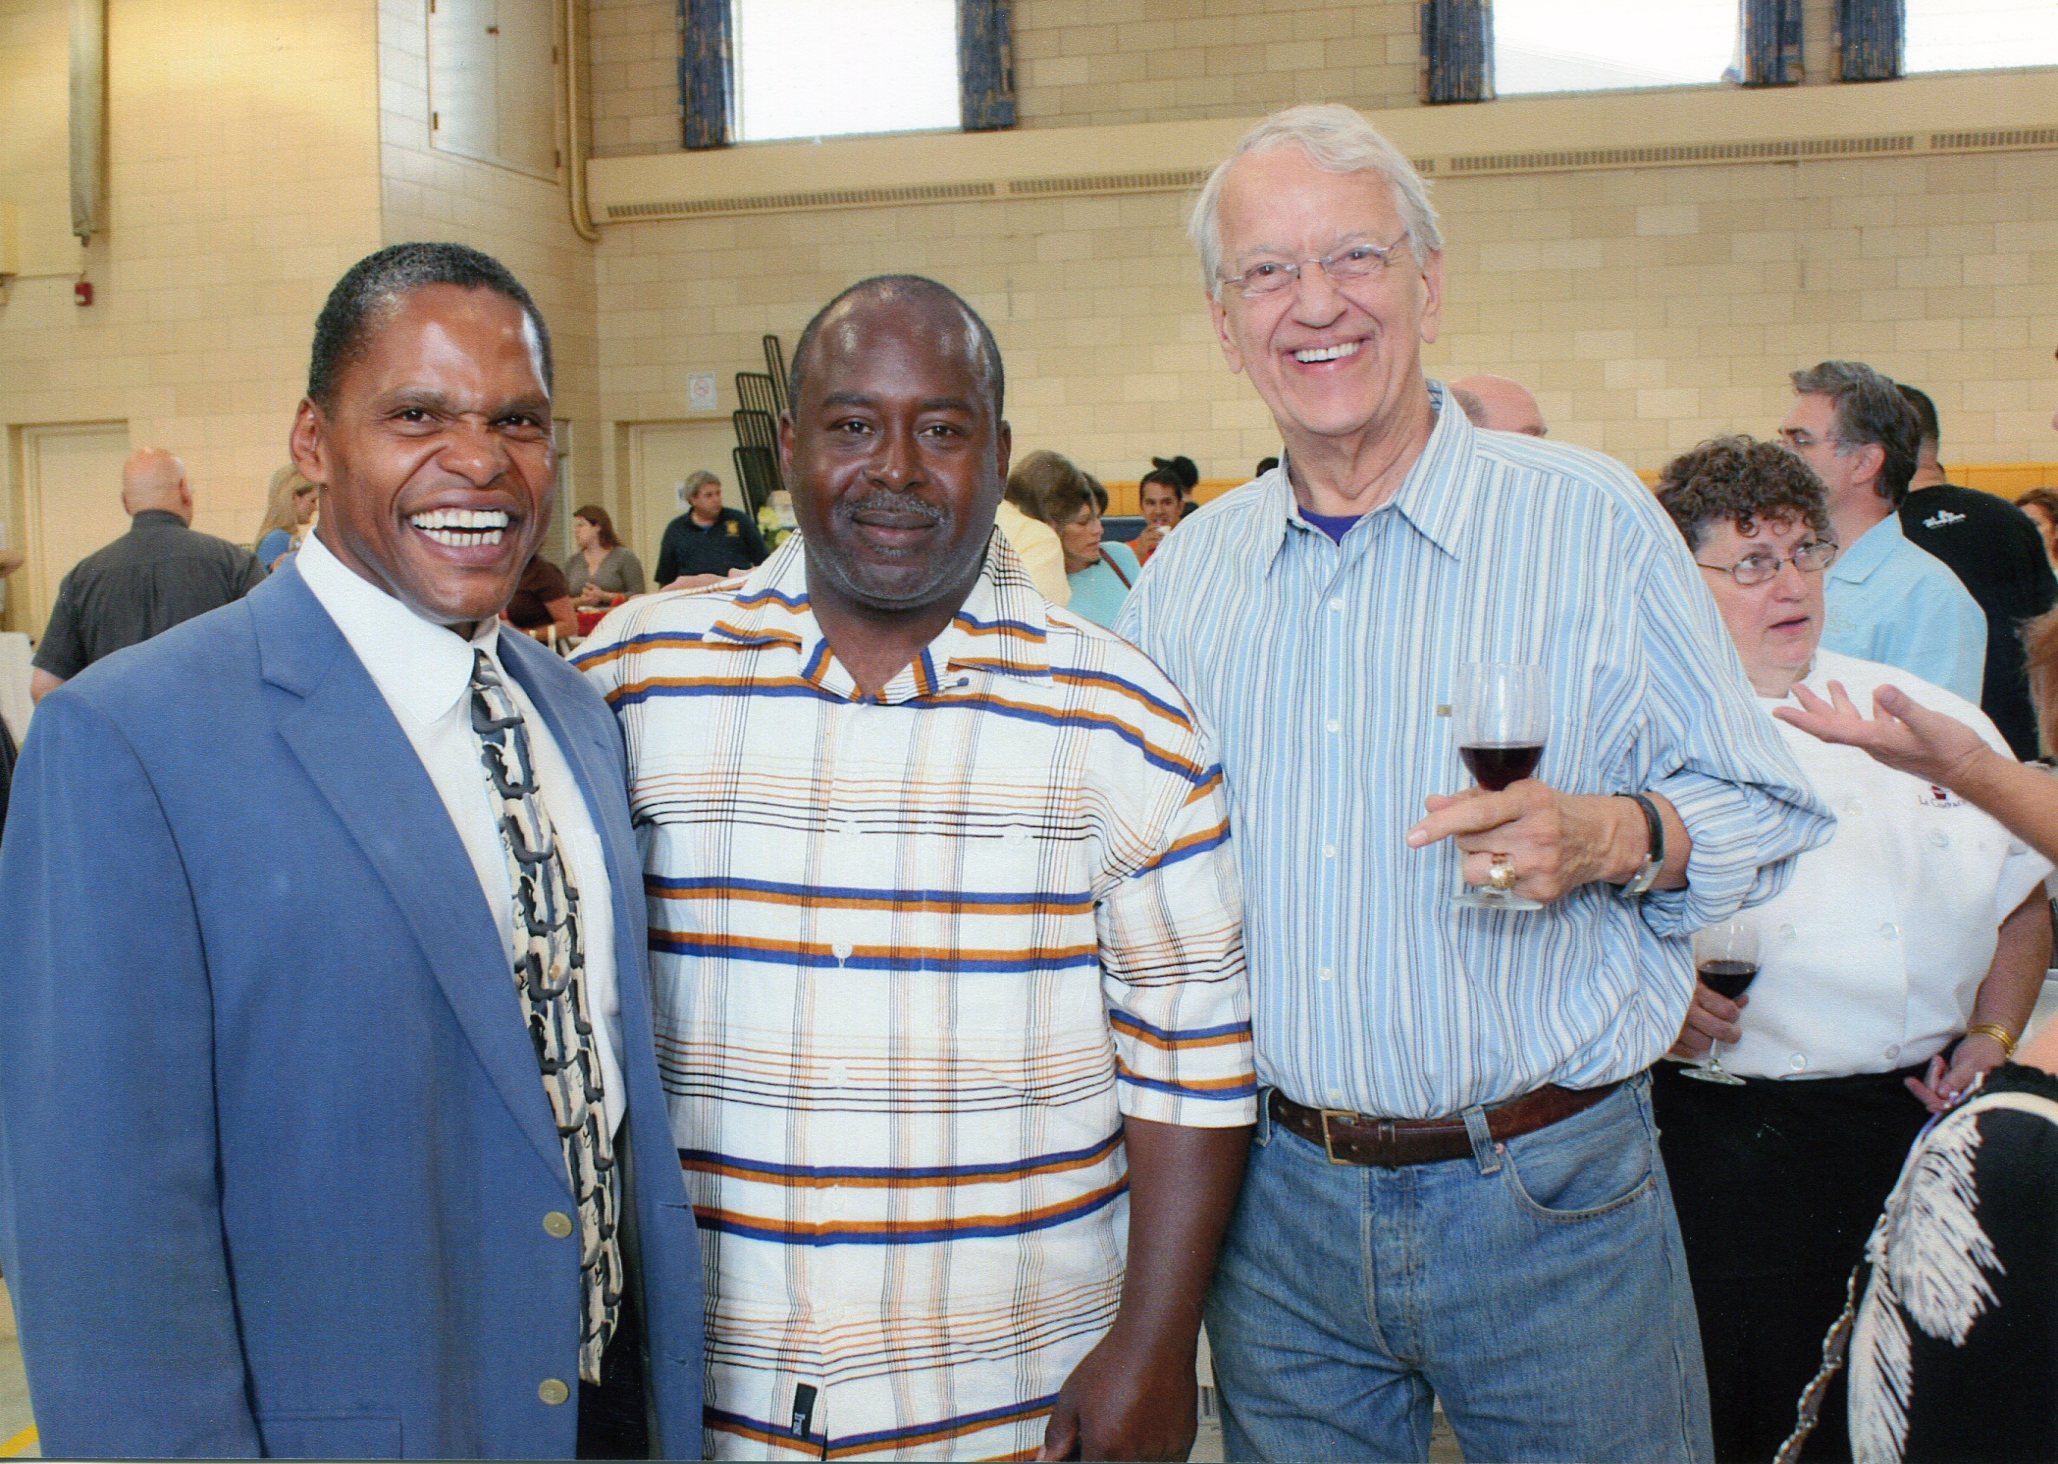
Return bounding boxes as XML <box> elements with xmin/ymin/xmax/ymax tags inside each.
<box><xmin>1965</xmin><ymin>1022</ymin><xmax>2018</xmax><ymax>1058</ymax></box>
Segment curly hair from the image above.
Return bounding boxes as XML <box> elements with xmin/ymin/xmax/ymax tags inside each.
<box><xmin>1655</xmin><ymin>435</ymin><xmax>1833</xmax><ymax>552</ymax></box>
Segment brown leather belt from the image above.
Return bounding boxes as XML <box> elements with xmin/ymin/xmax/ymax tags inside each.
<box><xmin>1269</xmin><ymin>1081</ymin><xmax>1622</xmax><ymax>1167</ymax></box>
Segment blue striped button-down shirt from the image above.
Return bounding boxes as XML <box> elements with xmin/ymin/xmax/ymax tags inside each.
<box><xmin>1117</xmin><ymin>389</ymin><xmax>1833</xmax><ymax>1118</ymax></box>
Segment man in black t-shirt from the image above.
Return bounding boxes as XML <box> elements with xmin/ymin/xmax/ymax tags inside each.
<box><xmin>29</xmin><ymin>449</ymin><xmax>264</xmax><ymax>702</ymax></box>
<box><xmin>1897</xmin><ymin>384</ymin><xmax>2056</xmax><ymax>759</ymax></box>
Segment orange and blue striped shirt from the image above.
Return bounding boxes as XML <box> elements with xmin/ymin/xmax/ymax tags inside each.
<box><xmin>577</xmin><ymin>532</ymin><xmax>1254</xmax><ymax>1461</ymax></box>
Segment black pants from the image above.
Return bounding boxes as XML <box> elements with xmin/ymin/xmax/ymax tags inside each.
<box><xmin>1653</xmin><ymin>1061</ymin><xmax>1930</xmax><ymax>1464</ymax></box>
<box><xmin>577</xmin><ymin>1290</ymin><xmax>650</xmax><ymax>1460</ymax></box>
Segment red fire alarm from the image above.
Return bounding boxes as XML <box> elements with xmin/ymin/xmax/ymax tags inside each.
<box><xmin>74</xmin><ymin>281</ymin><xmax>93</xmax><ymax>307</ymax></box>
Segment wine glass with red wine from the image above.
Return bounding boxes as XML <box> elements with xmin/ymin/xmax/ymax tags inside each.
<box><xmin>1682</xmin><ymin>918</ymin><xmax>1760</xmax><ymax>1085</ymax></box>
<box><xmin>1451</xmin><ymin>661</ymin><xmax>1547</xmax><ymax>911</ymax></box>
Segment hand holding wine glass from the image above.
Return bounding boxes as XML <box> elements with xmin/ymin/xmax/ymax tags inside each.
<box><xmin>1449</xmin><ymin>662</ymin><xmax>1548</xmax><ymax>911</ymax></box>
<box><xmin>1681</xmin><ymin>918</ymin><xmax>1759</xmax><ymax>1085</ymax></box>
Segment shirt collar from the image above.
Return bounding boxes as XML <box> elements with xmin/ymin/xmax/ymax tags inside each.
<box><xmin>706</xmin><ymin>527</ymin><xmax>1052</xmax><ymax>703</ymax></box>
<box><xmin>1829</xmin><ymin>511</ymin><xmax>1905</xmax><ymax>585</ymax></box>
<box><xmin>129</xmin><ymin>509</ymin><xmax>187</xmax><ymax>531</ymax></box>
<box><xmin>1261</xmin><ymin>379</ymin><xmax>1476</xmax><ymax>567</ymax></box>
<box><xmin>296</xmin><ymin>532</ymin><xmax>502</xmax><ymax>725</ymax></box>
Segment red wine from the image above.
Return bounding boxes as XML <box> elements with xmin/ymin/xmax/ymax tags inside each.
<box><xmin>1698</xmin><ymin>959</ymin><xmax>1759</xmax><ymax>1001</ymax></box>
<box><xmin>1460</xmin><ymin>742</ymin><xmax>1543</xmax><ymax>792</ymax></box>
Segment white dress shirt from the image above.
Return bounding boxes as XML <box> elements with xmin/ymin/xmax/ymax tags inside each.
<box><xmin>298</xmin><ymin>534</ymin><xmax>625</xmax><ymax>1133</ymax></box>
<box><xmin>1725</xmin><ymin>650</ymin><xmax>2052</xmax><ymax>1080</ymax></box>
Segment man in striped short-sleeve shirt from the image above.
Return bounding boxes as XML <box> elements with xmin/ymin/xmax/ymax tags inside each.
<box><xmin>578</xmin><ymin>275</ymin><xmax>1256</xmax><ymax>1462</ymax></box>
<box><xmin>1117</xmin><ymin>105</ymin><xmax>1834</xmax><ymax>1463</ymax></box>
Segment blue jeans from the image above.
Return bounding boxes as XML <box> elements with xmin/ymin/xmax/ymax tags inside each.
<box><xmin>1205</xmin><ymin>1074</ymin><xmax>1712</xmax><ymax>1463</ymax></box>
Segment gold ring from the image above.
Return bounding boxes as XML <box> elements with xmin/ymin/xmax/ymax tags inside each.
<box><xmin>1487</xmin><ymin>858</ymin><xmax>1517</xmax><ymax>892</ymax></box>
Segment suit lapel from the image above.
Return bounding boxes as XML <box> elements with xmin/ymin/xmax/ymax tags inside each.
<box><xmin>254</xmin><ymin>568</ymin><xmax>568</xmax><ymax>1183</ymax></box>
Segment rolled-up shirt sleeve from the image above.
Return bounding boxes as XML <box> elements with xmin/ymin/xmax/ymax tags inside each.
<box><xmin>1628</xmin><ymin>527</ymin><xmax>1836</xmax><ymax>936</ymax></box>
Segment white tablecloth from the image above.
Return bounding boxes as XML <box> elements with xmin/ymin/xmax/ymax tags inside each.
<box><xmin>0</xmin><ymin>632</ymin><xmax>32</xmax><ymax>746</ymax></box>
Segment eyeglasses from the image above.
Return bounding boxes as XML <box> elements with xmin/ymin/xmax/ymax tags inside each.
<box><xmin>1216</xmin><ymin>233</ymin><xmax>1411</xmax><ymax>298</ymax></box>
<box><xmin>1695</xmin><ymin>539</ymin><xmax>1839</xmax><ymax>586</ymax></box>
<box><xmin>1776</xmin><ymin>426</ymin><xmax>1848</xmax><ymax>454</ymax></box>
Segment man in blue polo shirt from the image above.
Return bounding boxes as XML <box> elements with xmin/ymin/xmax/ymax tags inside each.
<box><xmin>1778</xmin><ymin>359</ymin><xmax>1986</xmax><ymax>702</ymax></box>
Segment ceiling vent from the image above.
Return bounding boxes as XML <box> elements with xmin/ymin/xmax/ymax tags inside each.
<box><xmin>1930</xmin><ymin>125</ymin><xmax>2058</xmax><ymax>150</ymax></box>
<box><xmin>1446</xmin><ymin>133</ymin><xmax>1913</xmax><ymax>176</ymax></box>
<box><xmin>604</xmin><ymin>180</ymin><xmax>998</xmax><ymax>221</ymax></box>
<box><xmin>1005</xmin><ymin>168</ymin><xmax>1207</xmax><ymax>197</ymax></box>
<box><xmin>595</xmin><ymin>127</ymin><xmax>2049</xmax><ymax>223</ymax></box>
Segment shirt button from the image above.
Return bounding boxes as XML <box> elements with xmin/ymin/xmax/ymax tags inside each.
<box><xmin>1844</xmin><ymin>800</ymin><xmax>1865</xmax><ymax>817</ymax></box>
<box><xmin>543</xmin><ymin>1211</ymin><xmax>573</xmax><ymax>1239</ymax></box>
<box><xmin>1329</xmin><ymin>597</ymin><xmax>1345</xmax><ymax>612</ymax></box>
<box><xmin>827</xmin><ymin>1063</ymin><xmax>850</xmax><ymax>1087</ymax></box>
<box><xmin>1778</xmin><ymin>923</ymin><xmax>1797</xmax><ymax>942</ymax></box>
<box><xmin>1326</xmin><ymin>1087</ymin><xmax>1346</xmax><ymax>1105</ymax></box>
<box><xmin>1323</xmin><ymin>844</ymin><xmax>1337</xmax><ymax>859</ymax></box>
<box><xmin>1790</xmin><ymin>1054</ymin><xmax>1807</xmax><ymax>1072</ymax></box>
<box><xmin>1319</xmin><ymin>967</ymin><xmax>1334</xmax><ymax>982</ymax></box>
<box><xmin>1326</xmin><ymin>719</ymin><xmax>1341</xmax><ymax>734</ymax></box>
<box><xmin>1879</xmin><ymin>922</ymin><xmax>1899</xmax><ymax>941</ymax></box>
<box><xmin>539</xmin><ymin>1379</ymin><xmax>570</xmax><ymax>1406</ymax></box>
<box><xmin>1003</xmin><ymin>827</ymin><xmax>1029</xmax><ymax>846</ymax></box>
<box><xmin>1928</xmin><ymin>830</ymin><xmax>1950</xmax><ymax>849</ymax></box>
<box><xmin>1885</xmin><ymin>1044</ymin><xmax>1901</xmax><ymax>1060</ymax></box>
<box><xmin>832</xmin><ymin>941</ymin><xmax>853</xmax><ymax>962</ymax></box>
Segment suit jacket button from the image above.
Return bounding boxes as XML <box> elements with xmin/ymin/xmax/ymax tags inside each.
<box><xmin>544</xmin><ymin>1210</ymin><xmax>574</xmax><ymax>1238</ymax></box>
<box><xmin>539</xmin><ymin>1378</ymin><xmax>571</xmax><ymax>1406</ymax></box>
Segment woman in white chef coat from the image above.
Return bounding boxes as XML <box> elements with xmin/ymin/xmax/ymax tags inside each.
<box><xmin>1649</xmin><ymin>436</ymin><xmax>2053</xmax><ymax>1464</ymax></box>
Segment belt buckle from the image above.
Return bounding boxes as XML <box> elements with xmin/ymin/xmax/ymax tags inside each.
<box><xmin>1319</xmin><ymin>1108</ymin><xmax>1355</xmax><ymax>1164</ymax></box>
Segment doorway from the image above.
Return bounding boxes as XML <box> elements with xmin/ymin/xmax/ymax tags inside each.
<box><xmin>9</xmin><ymin>422</ymin><xmax>132</xmax><ymax>641</ymax></box>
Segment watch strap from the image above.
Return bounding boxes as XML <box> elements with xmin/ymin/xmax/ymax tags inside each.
<box><xmin>1622</xmin><ymin>792</ymin><xmax>1665</xmax><ymax>897</ymax></box>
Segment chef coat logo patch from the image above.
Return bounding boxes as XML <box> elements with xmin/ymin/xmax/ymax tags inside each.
<box><xmin>1917</xmin><ymin>783</ymin><xmax>1963</xmax><ymax>809</ymax></box>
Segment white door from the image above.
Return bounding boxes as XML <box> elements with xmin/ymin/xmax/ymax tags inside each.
<box><xmin>13</xmin><ymin>421</ymin><xmax>132</xmax><ymax>641</ymax></box>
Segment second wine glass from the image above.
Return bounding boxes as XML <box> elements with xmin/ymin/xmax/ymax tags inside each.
<box><xmin>1681</xmin><ymin>917</ymin><xmax>1760</xmax><ymax>1085</ymax></box>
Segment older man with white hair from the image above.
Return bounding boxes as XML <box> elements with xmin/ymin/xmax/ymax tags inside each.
<box><xmin>1118</xmin><ymin>104</ymin><xmax>1832</xmax><ymax>1462</ymax></box>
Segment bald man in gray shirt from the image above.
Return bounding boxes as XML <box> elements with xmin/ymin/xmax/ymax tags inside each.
<box><xmin>30</xmin><ymin>448</ymin><xmax>263</xmax><ymax>701</ymax></box>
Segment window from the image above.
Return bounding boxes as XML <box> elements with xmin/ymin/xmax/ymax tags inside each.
<box><xmin>1494</xmin><ymin>0</ymin><xmax>1736</xmax><ymax>96</ymax></box>
<box><xmin>733</xmin><ymin>0</ymin><xmax>960</xmax><ymax>143</ymax></box>
<box><xmin>1905</xmin><ymin>0</ymin><xmax>2058</xmax><ymax>73</ymax></box>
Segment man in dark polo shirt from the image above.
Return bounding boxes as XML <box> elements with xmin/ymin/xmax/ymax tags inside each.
<box><xmin>1897</xmin><ymin>383</ymin><xmax>2057</xmax><ymax>759</ymax></box>
<box><xmin>29</xmin><ymin>448</ymin><xmax>263</xmax><ymax>702</ymax></box>
<box><xmin>653</xmin><ymin>470</ymin><xmax>768</xmax><ymax>587</ymax></box>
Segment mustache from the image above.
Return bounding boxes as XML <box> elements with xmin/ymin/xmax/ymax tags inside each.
<box><xmin>834</xmin><ymin>489</ymin><xmax>948</xmax><ymax>529</ymax></box>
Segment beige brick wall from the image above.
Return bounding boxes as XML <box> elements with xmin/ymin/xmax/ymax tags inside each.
<box><xmin>1014</xmin><ymin>0</ymin><xmax>1420</xmax><ymax>128</ymax></box>
<box><xmin>378</xmin><ymin>0</ymin><xmax>605</xmax><ymax>514</ymax></box>
<box><xmin>590</xmin><ymin>0</ymin><xmax>680</xmax><ymax>158</ymax></box>
<box><xmin>593</xmin><ymin>145</ymin><xmax>2058</xmax><ymax>505</ymax></box>
<box><xmin>0</xmin><ymin>0</ymin><xmax>384</xmax><ymax>557</ymax></box>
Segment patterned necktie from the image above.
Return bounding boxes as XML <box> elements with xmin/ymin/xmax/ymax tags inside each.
<box><xmin>469</xmin><ymin>649</ymin><xmax>621</xmax><ymax>1386</ymax></box>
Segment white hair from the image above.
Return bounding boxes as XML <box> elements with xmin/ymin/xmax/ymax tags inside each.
<box><xmin>1188</xmin><ymin>103</ymin><xmax>1443</xmax><ymax>295</ymax></box>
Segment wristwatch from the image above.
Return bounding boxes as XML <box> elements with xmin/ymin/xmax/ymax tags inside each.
<box><xmin>1621</xmin><ymin>792</ymin><xmax>1665</xmax><ymax>897</ymax></box>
